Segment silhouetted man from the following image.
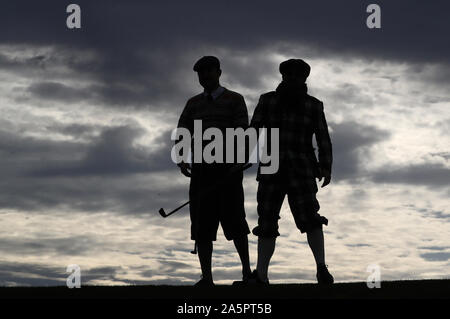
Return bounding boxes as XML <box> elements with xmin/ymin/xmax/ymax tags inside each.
<box><xmin>250</xmin><ymin>59</ymin><xmax>334</xmax><ymax>285</ymax></box>
<box><xmin>176</xmin><ymin>56</ymin><xmax>252</xmax><ymax>286</ymax></box>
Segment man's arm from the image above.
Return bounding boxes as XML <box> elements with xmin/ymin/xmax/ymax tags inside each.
<box><xmin>233</xmin><ymin>94</ymin><xmax>250</xmax><ymax>165</ymax></box>
<box><xmin>250</xmin><ymin>95</ymin><xmax>265</xmax><ymax>131</ymax></box>
<box><xmin>247</xmin><ymin>95</ymin><xmax>267</xmax><ymax>164</ymax></box>
<box><xmin>176</xmin><ymin>100</ymin><xmax>194</xmax><ymax>177</ymax></box>
<box><xmin>314</xmin><ymin>102</ymin><xmax>333</xmax><ymax>187</ymax></box>
<box><xmin>233</xmin><ymin>94</ymin><xmax>249</xmax><ymax>129</ymax></box>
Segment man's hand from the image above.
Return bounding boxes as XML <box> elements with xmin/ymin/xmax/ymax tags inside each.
<box><xmin>178</xmin><ymin>162</ymin><xmax>192</xmax><ymax>177</ymax></box>
<box><xmin>318</xmin><ymin>168</ymin><xmax>331</xmax><ymax>188</ymax></box>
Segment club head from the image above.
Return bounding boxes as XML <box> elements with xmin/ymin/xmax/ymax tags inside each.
<box><xmin>158</xmin><ymin>208</ymin><xmax>167</xmax><ymax>217</ymax></box>
<box><xmin>191</xmin><ymin>242</ymin><xmax>197</xmax><ymax>254</ymax></box>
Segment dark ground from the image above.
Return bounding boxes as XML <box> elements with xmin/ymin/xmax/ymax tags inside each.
<box><xmin>0</xmin><ymin>279</ymin><xmax>448</xmax><ymax>299</ymax></box>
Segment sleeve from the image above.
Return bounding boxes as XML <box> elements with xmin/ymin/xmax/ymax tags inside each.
<box><xmin>314</xmin><ymin>102</ymin><xmax>333</xmax><ymax>175</ymax></box>
<box><xmin>175</xmin><ymin>100</ymin><xmax>194</xmax><ymax>166</ymax></box>
<box><xmin>245</xmin><ymin>95</ymin><xmax>267</xmax><ymax>165</ymax></box>
<box><xmin>233</xmin><ymin>94</ymin><xmax>249</xmax><ymax>129</ymax></box>
<box><xmin>233</xmin><ymin>94</ymin><xmax>250</xmax><ymax>164</ymax></box>
<box><xmin>177</xmin><ymin>100</ymin><xmax>194</xmax><ymax>134</ymax></box>
<box><xmin>250</xmin><ymin>95</ymin><xmax>266</xmax><ymax>130</ymax></box>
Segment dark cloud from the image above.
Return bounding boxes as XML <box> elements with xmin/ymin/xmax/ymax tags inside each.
<box><xmin>422</xmin><ymin>95</ymin><xmax>450</xmax><ymax>105</ymax></box>
<box><xmin>27</xmin><ymin>81</ymin><xmax>94</xmax><ymax>103</ymax></box>
<box><xmin>0</xmin><ymin>261</ymin><xmax>130</xmax><ymax>286</ymax></box>
<box><xmin>159</xmin><ymin>260</ymin><xmax>193</xmax><ymax>274</ymax></box>
<box><xmin>327</xmin><ymin>121</ymin><xmax>390</xmax><ymax>181</ymax></box>
<box><xmin>419</xmin><ymin>246</ymin><xmax>449</xmax><ymax>251</ymax></box>
<box><xmin>0</xmin><ymin>123</ymin><xmax>188</xmax><ymax>215</ymax></box>
<box><xmin>0</xmin><ymin>52</ymin><xmax>48</xmax><ymax>75</ymax></box>
<box><xmin>0</xmin><ymin>235</ymin><xmax>99</xmax><ymax>256</ymax></box>
<box><xmin>1</xmin><ymin>121</ymin><xmax>174</xmax><ymax>178</ymax></box>
<box><xmin>2</xmin><ymin>0</ymin><xmax>449</xmax><ymax>110</ymax></box>
<box><xmin>420</xmin><ymin>252</ymin><xmax>450</xmax><ymax>262</ymax></box>
<box><xmin>2</xmin><ymin>1</ymin><xmax>449</xmax><ymax>63</ymax></box>
<box><xmin>20</xmin><ymin>56</ymin><xmax>192</xmax><ymax>109</ymax></box>
<box><xmin>430</xmin><ymin>152</ymin><xmax>450</xmax><ymax>161</ymax></box>
<box><xmin>25</xmin><ymin>124</ymin><xmax>173</xmax><ymax>177</ymax></box>
<box><xmin>81</xmin><ymin>266</ymin><xmax>123</xmax><ymax>284</ymax></box>
<box><xmin>0</xmin><ymin>170</ymin><xmax>188</xmax><ymax>215</ymax></box>
<box><xmin>0</xmin><ymin>129</ymin><xmax>88</xmax><ymax>182</ymax></box>
<box><xmin>0</xmin><ymin>128</ymin><xmax>84</xmax><ymax>159</ymax></box>
<box><xmin>403</xmin><ymin>204</ymin><xmax>449</xmax><ymax>220</ymax></box>
<box><xmin>371</xmin><ymin>163</ymin><xmax>450</xmax><ymax>188</ymax></box>
<box><xmin>0</xmin><ymin>261</ymin><xmax>66</xmax><ymax>286</ymax></box>
<box><xmin>45</xmin><ymin>122</ymin><xmax>99</xmax><ymax>140</ymax></box>
<box><xmin>0</xmin><ymin>118</ymin><xmax>394</xmax><ymax>214</ymax></box>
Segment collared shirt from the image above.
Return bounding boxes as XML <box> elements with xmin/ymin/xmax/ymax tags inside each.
<box><xmin>203</xmin><ymin>85</ymin><xmax>225</xmax><ymax>100</ymax></box>
<box><xmin>177</xmin><ymin>87</ymin><xmax>249</xmax><ymax>166</ymax></box>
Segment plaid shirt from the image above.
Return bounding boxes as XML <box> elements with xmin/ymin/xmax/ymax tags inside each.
<box><xmin>250</xmin><ymin>91</ymin><xmax>332</xmax><ymax>180</ymax></box>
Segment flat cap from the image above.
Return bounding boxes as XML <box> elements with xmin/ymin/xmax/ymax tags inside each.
<box><xmin>193</xmin><ymin>56</ymin><xmax>221</xmax><ymax>72</ymax></box>
<box><xmin>279</xmin><ymin>59</ymin><xmax>311</xmax><ymax>78</ymax></box>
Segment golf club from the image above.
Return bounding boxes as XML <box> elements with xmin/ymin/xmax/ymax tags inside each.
<box><xmin>158</xmin><ymin>163</ymin><xmax>252</xmax><ymax>218</ymax></box>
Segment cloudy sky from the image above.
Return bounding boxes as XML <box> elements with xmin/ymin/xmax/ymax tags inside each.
<box><xmin>0</xmin><ymin>0</ymin><xmax>448</xmax><ymax>286</ymax></box>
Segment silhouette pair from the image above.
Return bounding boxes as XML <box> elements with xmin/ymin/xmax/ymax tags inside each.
<box><xmin>176</xmin><ymin>56</ymin><xmax>333</xmax><ymax>286</ymax></box>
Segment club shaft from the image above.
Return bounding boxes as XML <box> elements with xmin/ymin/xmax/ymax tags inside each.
<box><xmin>159</xmin><ymin>163</ymin><xmax>252</xmax><ymax>217</ymax></box>
<box><xmin>164</xmin><ymin>200</ymin><xmax>189</xmax><ymax>217</ymax></box>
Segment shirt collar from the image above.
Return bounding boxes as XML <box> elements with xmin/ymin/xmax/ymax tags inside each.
<box><xmin>203</xmin><ymin>86</ymin><xmax>225</xmax><ymax>100</ymax></box>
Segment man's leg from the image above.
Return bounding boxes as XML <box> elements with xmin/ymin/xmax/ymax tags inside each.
<box><xmin>256</xmin><ymin>236</ymin><xmax>276</xmax><ymax>282</ymax></box>
<box><xmin>253</xmin><ymin>181</ymin><xmax>285</xmax><ymax>283</ymax></box>
<box><xmin>306</xmin><ymin>226</ymin><xmax>325</xmax><ymax>266</ymax></box>
<box><xmin>222</xmin><ymin>174</ymin><xmax>252</xmax><ymax>280</ymax></box>
<box><xmin>233</xmin><ymin>234</ymin><xmax>252</xmax><ymax>278</ymax></box>
<box><xmin>197</xmin><ymin>240</ymin><xmax>213</xmax><ymax>281</ymax></box>
<box><xmin>307</xmin><ymin>226</ymin><xmax>333</xmax><ymax>284</ymax></box>
<box><xmin>287</xmin><ymin>180</ymin><xmax>333</xmax><ymax>284</ymax></box>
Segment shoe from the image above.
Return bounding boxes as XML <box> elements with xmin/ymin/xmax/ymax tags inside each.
<box><xmin>316</xmin><ymin>264</ymin><xmax>334</xmax><ymax>285</ymax></box>
<box><xmin>249</xmin><ymin>270</ymin><xmax>270</xmax><ymax>285</ymax></box>
<box><xmin>194</xmin><ymin>276</ymin><xmax>215</xmax><ymax>287</ymax></box>
<box><xmin>232</xmin><ymin>270</ymin><xmax>254</xmax><ymax>286</ymax></box>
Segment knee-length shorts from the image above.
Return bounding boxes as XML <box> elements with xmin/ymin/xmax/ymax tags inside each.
<box><xmin>252</xmin><ymin>177</ymin><xmax>328</xmax><ymax>238</ymax></box>
<box><xmin>189</xmin><ymin>165</ymin><xmax>250</xmax><ymax>242</ymax></box>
